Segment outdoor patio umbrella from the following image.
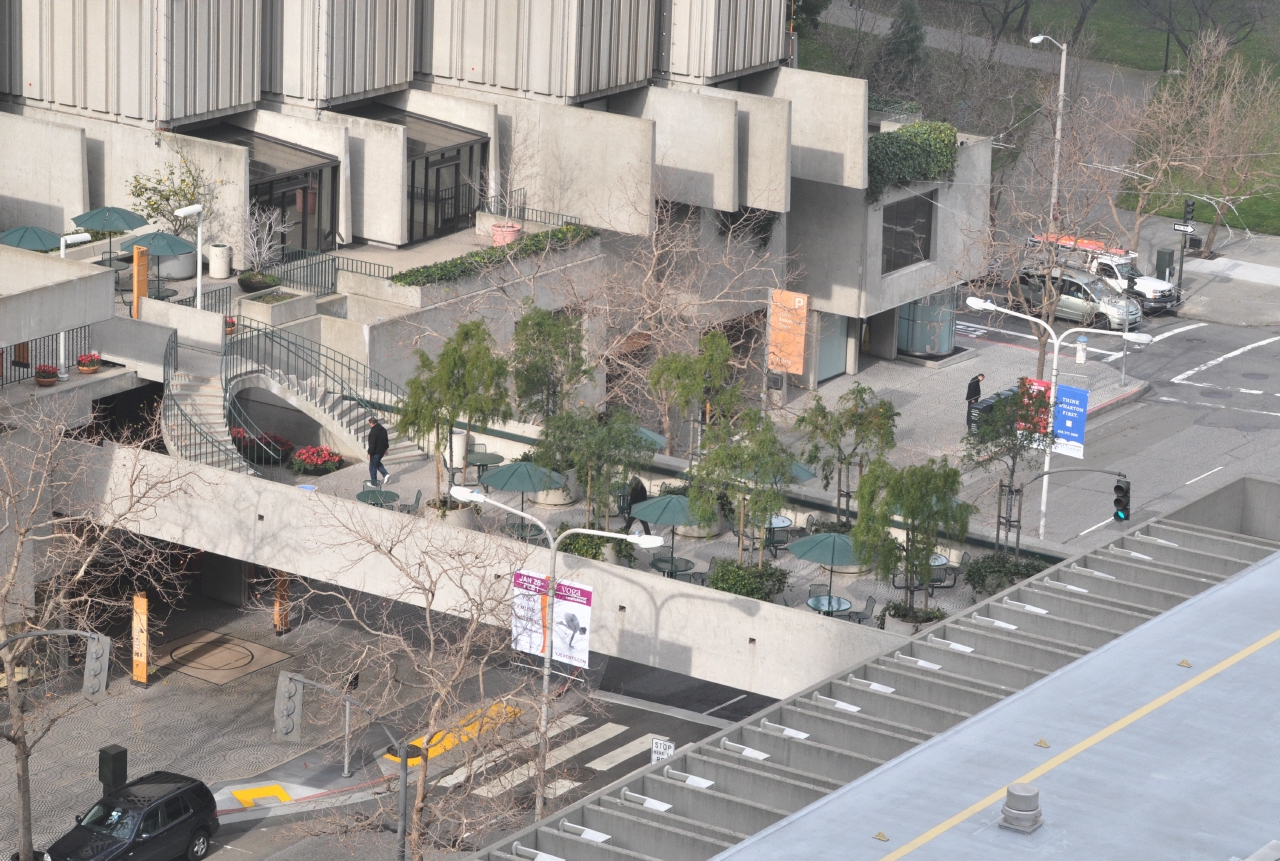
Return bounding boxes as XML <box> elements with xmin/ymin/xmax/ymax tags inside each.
<box><xmin>478</xmin><ymin>462</ymin><xmax>565</xmax><ymax>513</ymax></box>
<box><xmin>790</xmin><ymin>461</ymin><xmax>818</xmax><ymax>483</ymax></box>
<box><xmin>72</xmin><ymin>206</ymin><xmax>148</xmax><ymax>262</ymax></box>
<box><xmin>119</xmin><ymin>231</ymin><xmax>195</xmax><ymax>257</ymax></box>
<box><xmin>629</xmin><ymin>494</ymin><xmax>692</xmax><ymax>564</ymax></box>
<box><xmin>0</xmin><ymin>226</ymin><xmax>62</xmax><ymax>252</ymax></box>
<box><xmin>788</xmin><ymin>532</ymin><xmax>861</xmax><ymax>597</ymax></box>
<box><xmin>637</xmin><ymin>427</ymin><xmax>666</xmax><ymax>450</ymax></box>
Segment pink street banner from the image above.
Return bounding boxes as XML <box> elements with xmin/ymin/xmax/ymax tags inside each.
<box><xmin>511</xmin><ymin>571</ymin><xmax>593</xmax><ymax>668</ymax></box>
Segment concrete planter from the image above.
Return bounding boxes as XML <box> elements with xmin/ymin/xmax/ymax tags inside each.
<box><xmin>531</xmin><ymin>467</ymin><xmax>580</xmax><ymax>506</ymax></box>
<box><xmin>209</xmin><ymin>244</ymin><xmax>233</xmax><ymax>279</ymax></box>
<box><xmin>491</xmin><ymin>222</ymin><xmax>523</xmax><ymax>246</ymax></box>
<box><xmin>602</xmin><ymin>544</ymin><xmax>620</xmax><ymax>566</ymax></box>
<box><xmin>676</xmin><ymin>510</ymin><xmax>725</xmax><ymax>538</ymax></box>
<box><xmin>236</xmin><ymin>291</ymin><xmax>317</xmax><ymax>327</ymax></box>
<box><xmin>155</xmin><ymin>250</ymin><xmax>198</xmax><ymax>281</ymax></box>
<box><xmin>439</xmin><ymin>504</ymin><xmax>476</xmax><ymax>530</ymax></box>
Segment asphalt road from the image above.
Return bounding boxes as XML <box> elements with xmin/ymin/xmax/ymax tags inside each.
<box><xmin>959</xmin><ymin>307</ymin><xmax>1280</xmax><ymax>550</ymax></box>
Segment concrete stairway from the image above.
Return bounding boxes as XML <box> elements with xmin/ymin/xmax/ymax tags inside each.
<box><xmin>161</xmin><ymin>372</ymin><xmax>257</xmax><ymax>476</ymax></box>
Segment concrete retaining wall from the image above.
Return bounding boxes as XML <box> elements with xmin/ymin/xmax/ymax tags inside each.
<box><xmin>94</xmin><ymin>444</ymin><xmax>906</xmax><ymax>698</ymax></box>
<box><xmin>89</xmin><ymin>316</ymin><xmax>174</xmax><ymax>383</ymax></box>
<box><xmin>0</xmin><ymin>110</ymin><xmax>88</xmax><ymax>232</ymax></box>
<box><xmin>320</xmin><ymin>110</ymin><xmax>408</xmax><ymax>245</ymax></box>
<box><xmin>137</xmin><ymin>298</ymin><xmax>225</xmax><ymax>355</ymax></box>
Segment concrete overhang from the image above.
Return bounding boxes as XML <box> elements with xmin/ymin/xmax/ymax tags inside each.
<box><xmin>0</xmin><ymin>245</ymin><xmax>116</xmax><ymax>346</ymax></box>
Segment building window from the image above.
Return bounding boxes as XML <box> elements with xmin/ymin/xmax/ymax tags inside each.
<box><xmin>881</xmin><ymin>191</ymin><xmax>935</xmax><ymax>275</ymax></box>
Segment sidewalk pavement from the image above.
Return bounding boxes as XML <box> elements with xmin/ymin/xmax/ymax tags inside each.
<box><xmin>1178</xmin><ymin>245</ymin><xmax>1280</xmax><ymax>327</ymax></box>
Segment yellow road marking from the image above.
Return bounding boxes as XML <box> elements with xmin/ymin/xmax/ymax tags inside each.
<box><xmin>878</xmin><ymin>626</ymin><xmax>1280</xmax><ymax>860</ymax></box>
<box><xmin>383</xmin><ymin>702</ymin><xmax>522</xmax><ymax>767</ymax></box>
<box><xmin>231</xmin><ymin>785</ymin><xmax>292</xmax><ymax>808</ymax></box>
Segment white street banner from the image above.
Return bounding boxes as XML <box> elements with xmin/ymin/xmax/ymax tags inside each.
<box><xmin>511</xmin><ymin>570</ymin><xmax>593</xmax><ymax>668</ymax></box>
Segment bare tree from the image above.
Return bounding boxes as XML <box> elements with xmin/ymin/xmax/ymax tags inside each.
<box><xmin>1133</xmin><ymin>0</ymin><xmax>1273</xmax><ymax>57</ymax></box>
<box><xmin>954</xmin><ymin>0</ymin><xmax>1034</xmax><ymax>58</ymax></box>
<box><xmin>1</xmin><ymin>402</ymin><xmax>190</xmax><ymax>861</ymax></box>
<box><xmin>240</xmin><ymin>202</ymin><xmax>296</xmax><ymax>274</ymax></box>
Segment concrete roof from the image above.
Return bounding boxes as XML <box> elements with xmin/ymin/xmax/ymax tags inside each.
<box><xmin>0</xmin><ymin>244</ymin><xmax>116</xmax><ymax>345</ymax></box>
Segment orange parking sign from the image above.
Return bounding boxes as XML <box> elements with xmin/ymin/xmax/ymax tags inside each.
<box><xmin>768</xmin><ymin>290</ymin><xmax>809</xmax><ymax>374</ymax></box>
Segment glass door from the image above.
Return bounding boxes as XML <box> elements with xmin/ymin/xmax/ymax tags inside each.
<box><xmin>434</xmin><ymin>161</ymin><xmax>460</xmax><ymax>235</ymax></box>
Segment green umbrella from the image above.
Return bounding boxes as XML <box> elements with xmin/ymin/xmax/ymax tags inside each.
<box><xmin>630</xmin><ymin>495</ymin><xmax>693</xmax><ymax>562</ymax></box>
<box><xmin>790</xmin><ymin>461</ymin><xmax>818</xmax><ymax>483</ymax></box>
<box><xmin>479</xmin><ymin>462</ymin><xmax>565</xmax><ymax>513</ymax></box>
<box><xmin>637</xmin><ymin>426</ymin><xmax>666</xmax><ymax>450</ymax></box>
<box><xmin>0</xmin><ymin>226</ymin><xmax>62</xmax><ymax>252</ymax></box>
<box><xmin>120</xmin><ymin>231</ymin><xmax>196</xmax><ymax>257</ymax></box>
<box><xmin>789</xmin><ymin>531</ymin><xmax>862</xmax><ymax>596</ymax></box>
<box><xmin>72</xmin><ymin>207</ymin><xmax>149</xmax><ymax>261</ymax></box>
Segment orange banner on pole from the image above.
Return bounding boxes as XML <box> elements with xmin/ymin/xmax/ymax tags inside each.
<box><xmin>768</xmin><ymin>289</ymin><xmax>809</xmax><ymax>374</ymax></box>
<box><xmin>132</xmin><ymin>593</ymin><xmax>148</xmax><ymax>684</ymax></box>
<box><xmin>132</xmin><ymin>246</ymin><xmax>149</xmax><ymax>320</ymax></box>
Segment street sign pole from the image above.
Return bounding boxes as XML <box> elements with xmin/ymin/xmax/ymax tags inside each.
<box><xmin>1177</xmin><ymin>232</ymin><xmax>1187</xmax><ymax>303</ymax></box>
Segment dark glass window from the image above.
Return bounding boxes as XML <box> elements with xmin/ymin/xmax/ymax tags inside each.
<box><xmin>881</xmin><ymin>192</ymin><xmax>935</xmax><ymax>275</ymax></box>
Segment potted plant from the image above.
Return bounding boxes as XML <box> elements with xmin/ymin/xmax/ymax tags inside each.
<box><xmin>225</xmin><ymin>316</ymin><xmax>237</xmax><ymax>335</ymax></box>
<box><xmin>76</xmin><ymin>353</ymin><xmax>102</xmax><ymax>374</ymax></box>
<box><xmin>34</xmin><ymin>365</ymin><xmax>59</xmax><ymax>387</ymax></box>
<box><xmin>289</xmin><ymin>445</ymin><xmax>344</xmax><ymax>476</ymax></box>
<box><xmin>238</xmin><ymin>202</ymin><xmax>292</xmax><ymax>292</ymax></box>
<box><xmin>232</xmin><ymin>428</ymin><xmax>294</xmax><ymax>466</ymax></box>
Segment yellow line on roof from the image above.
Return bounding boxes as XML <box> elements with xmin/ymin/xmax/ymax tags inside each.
<box><xmin>878</xmin><ymin>626</ymin><xmax>1280</xmax><ymax>860</ymax></box>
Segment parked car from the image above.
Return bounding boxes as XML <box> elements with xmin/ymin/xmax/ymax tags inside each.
<box><xmin>1027</xmin><ymin>233</ymin><xmax>1175</xmax><ymax>313</ymax></box>
<box><xmin>1016</xmin><ymin>268</ymin><xmax>1143</xmax><ymax>330</ymax></box>
<box><xmin>45</xmin><ymin>772</ymin><xmax>218</xmax><ymax>861</ymax></box>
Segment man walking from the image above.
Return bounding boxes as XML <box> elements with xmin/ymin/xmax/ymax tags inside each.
<box><xmin>367</xmin><ymin>417</ymin><xmax>390</xmax><ymax>486</ymax></box>
<box><xmin>966</xmin><ymin>373</ymin><xmax>985</xmax><ymax>404</ymax></box>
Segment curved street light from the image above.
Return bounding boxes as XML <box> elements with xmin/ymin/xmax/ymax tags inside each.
<box><xmin>1029</xmin><ymin>33</ymin><xmax>1068</xmax><ymax>223</ymax></box>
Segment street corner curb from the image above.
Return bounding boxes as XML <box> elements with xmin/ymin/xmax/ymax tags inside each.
<box><xmin>1088</xmin><ymin>380</ymin><xmax>1150</xmax><ymax>419</ymax></box>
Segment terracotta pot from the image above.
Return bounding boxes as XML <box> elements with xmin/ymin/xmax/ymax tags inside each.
<box><xmin>35</xmin><ymin>377</ymin><xmax>57</xmax><ymax>387</ymax></box>
<box><xmin>491</xmin><ymin>223</ymin><xmax>523</xmax><ymax>246</ymax></box>
<box><xmin>77</xmin><ymin>365</ymin><xmax>100</xmax><ymax>374</ymax></box>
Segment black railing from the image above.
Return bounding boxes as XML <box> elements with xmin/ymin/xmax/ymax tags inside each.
<box><xmin>480</xmin><ymin>188</ymin><xmax>581</xmax><ymax>229</ymax></box>
<box><xmin>160</xmin><ymin>331</ymin><xmax>256</xmax><ymax>475</ymax></box>
<box><xmin>0</xmin><ymin>327</ymin><xmax>91</xmax><ymax>388</ymax></box>
<box><xmin>262</xmin><ymin>249</ymin><xmax>394</xmax><ymax>296</ymax></box>
<box><xmin>174</xmin><ymin>285</ymin><xmax>234</xmax><ymax>317</ymax></box>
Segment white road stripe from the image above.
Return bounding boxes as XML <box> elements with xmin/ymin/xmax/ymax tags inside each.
<box><xmin>960</xmin><ymin>320</ymin><xmax>1120</xmax><ymax>357</ymax></box>
<box><xmin>1150</xmin><ymin>322</ymin><xmax>1207</xmax><ymax>342</ymax></box>
<box><xmin>472</xmin><ymin>722</ymin><xmax>629</xmax><ymax>797</ymax></box>
<box><xmin>1171</xmin><ymin>335</ymin><xmax>1280</xmax><ymax>384</ymax></box>
<box><xmin>434</xmin><ymin>714</ymin><xmax>587</xmax><ymax>789</ymax></box>
<box><xmin>1157</xmin><ymin>396</ymin><xmax>1280</xmax><ymax>418</ymax></box>
<box><xmin>1185</xmin><ymin>466</ymin><xmax>1224</xmax><ymax>485</ymax></box>
<box><xmin>1078</xmin><ymin>518</ymin><xmax>1113</xmax><ymax>537</ymax></box>
<box><xmin>543</xmin><ymin>778</ymin><xmax>581</xmax><ymax>799</ymax></box>
<box><xmin>585</xmin><ymin>734</ymin><xmax>670</xmax><ymax>772</ymax></box>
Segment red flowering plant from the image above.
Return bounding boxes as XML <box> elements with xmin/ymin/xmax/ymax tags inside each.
<box><xmin>225</xmin><ymin>316</ymin><xmax>236</xmax><ymax>329</ymax></box>
<box><xmin>34</xmin><ymin>364</ymin><xmax>59</xmax><ymax>380</ymax></box>
<box><xmin>76</xmin><ymin>353</ymin><xmax>101</xmax><ymax>369</ymax></box>
<box><xmin>290</xmin><ymin>445</ymin><xmax>344</xmax><ymax>475</ymax></box>
<box><xmin>231</xmin><ymin>427</ymin><xmax>294</xmax><ymax>465</ymax></box>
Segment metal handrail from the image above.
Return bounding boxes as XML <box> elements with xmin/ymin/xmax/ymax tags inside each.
<box><xmin>161</xmin><ymin>331</ymin><xmax>257</xmax><ymax>475</ymax></box>
<box><xmin>174</xmin><ymin>285</ymin><xmax>233</xmax><ymax>317</ymax></box>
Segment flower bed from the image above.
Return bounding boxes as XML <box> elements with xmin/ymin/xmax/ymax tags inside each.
<box><xmin>290</xmin><ymin>445</ymin><xmax>344</xmax><ymax>475</ymax></box>
<box><xmin>231</xmin><ymin>427</ymin><xmax>295</xmax><ymax>466</ymax></box>
<box><xmin>392</xmin><ymin>224</ymin><xmax>597</xmax><ymax>287</ymax></box>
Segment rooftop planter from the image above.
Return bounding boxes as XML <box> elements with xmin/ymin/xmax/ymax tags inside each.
<box><xmin>392</xmin><ymin>224</ymin><xmax>597</xmax><ymax>287</ymax></box>
<box><xmin>235</xmin><ymin>290</ymin><xmax>316</xmax><ymax>327</ymax></box>
<box><xmin>867</xmin><ymin>121</ymin><xmax>958</xmax><ymax>204</ymax></box>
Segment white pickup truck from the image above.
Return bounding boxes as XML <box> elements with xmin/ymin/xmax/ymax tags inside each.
<box><xmin>1028</xmin><ymin>235</ymin><xmax>1175</xmax><ymax>314</ymax></box>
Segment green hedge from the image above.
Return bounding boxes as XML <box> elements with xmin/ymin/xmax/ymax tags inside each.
<box><xmin>963</xmin><ymin>553</ymin><xmax>1047</xmax><ymax>595</ymax></box>
<box><xmin>866</xmin><ymin>121</ymin><xmax>958</xmax><ymax>204</ymax></box>
<box><xmin>868</xmin><ymin>94</ymin><xmax>922</xmax><ymax>113</ymax></box>
<box><xmin>707</xmin><ymin>559</ymin><xmax>790</xmax><ymax>601</ymax></box>
<box><xmin>392</xmin><ymin>224</ymin><xmax>597</xmax><ymax>286</ymax></box>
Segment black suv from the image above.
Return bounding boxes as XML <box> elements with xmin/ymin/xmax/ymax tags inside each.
<box><xmin>46</xmin><ymin>772</ymin><xmax>219</xmax><ymax>861</ymax></box>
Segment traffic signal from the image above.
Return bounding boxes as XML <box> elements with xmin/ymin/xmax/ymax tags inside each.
<box><xmin>1113</xmin><ymin>479</ymin><xmax>1132</xmax><ymax>522</ymax></box>
<box><xmin>1183</xmin><ymin>198</ymin><xmax>1196</xmax><ymax>223</ymax></box>
<box><xmin>82</xmin><ymin>633</ymin><xmax>111</xmax><ymax>703</ymax></box>
<box><xmin>274</xmin><ymin>672</ymin><xmax>303</xmax><ymax>742</ymax></box>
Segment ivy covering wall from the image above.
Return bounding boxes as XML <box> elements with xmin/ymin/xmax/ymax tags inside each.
<box><xmin>866</xmin><ymin>121</ymin><xmax>958</xmax><ymax>204</ymax></box>
<box><xmin>392</xmin><ymin>224</ymin><xmax>597</xmax><ymax>286</ymax></box>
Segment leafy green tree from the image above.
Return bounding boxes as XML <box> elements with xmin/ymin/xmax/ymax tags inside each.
<box><xmin>648</xmin><ymin>331</ymin><xmax>741</xmax><ymax>458</ymax></box>
<box><xmin>510</xmin><ymin>304</ymin><xmax>587</xmax><ymax>421</ymax></box>
<box><xmin>399</xmin><ymin>321</ymin><xmax>510</xmax><ymax>503</ymax></box>
<box><xmin>707</xmin><ymin>559</ymin><xmax>790</xmax><ymax>601</ymax></box>
<box><xmin>533</xmin><ymin>408</ymin><xmax>649</xmax><ymax>528</ymax></box>
<box><xmin>795</xmin><ymin>385</ymin><xmax>899</xmax><ymax>524</ymax></box>
<box><xmin>878</xmin><ymin>0</ymin><xmax>926</xmax><ymax>92</ymax></box>
<box><xmin>854</xmin><ymin>457</ymin><xmax>975</xmax><ymax>614</ymax></box>
<box><xmin>962</xmin><ymin>378</ymin><xmax>1055</xmax><ymax>489</ymax></box>
<box><xmin>689</xmin><ymin>409</ymin><xmax>794</xmax><ymax>565</ymax></box>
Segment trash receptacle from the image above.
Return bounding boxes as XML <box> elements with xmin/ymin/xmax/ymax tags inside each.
<box><xmin>1156</xmin><ymin>248</ymin><xmax>1175</xmax><ymax>282</ymax></box>
<box><xmin>210</xmin><ymin>243</ymin><xmax>233</xmax><ymax>279</ymax></box>
<box><xmin>967</xmin><ymin>396</ymin><xmax>996</xmax><ymax>435</ymax></box>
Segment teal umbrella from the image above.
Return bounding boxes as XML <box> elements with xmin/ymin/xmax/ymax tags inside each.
<box><xmin>790</xmin><ymin>461</ymin><xmax>818</xmax><ymax>483</ymax></box>
<box><xmin>630</xmin><ymin>494</ymin><xmax>693</xmax><ymax>562</ymax></box>
<box><xmin>120</xmin><ymin>231</ymin><xmax>196</xmax><ymax>257</ymax></box>
<box><xmin>789</xmin><ymin>532</ymin><xmax>862</xmax><ymax>595</ymax></box>
<box><xmin>72</xmin><ymin>207</ymin><xmax>148</xmax><ymax>261</ymax></box>
<box><xmin>0</xmin><ymin>226</ymin><xmax>62</xmax><ymax>252</ymax></box>
<box><xmin>637</xmin><ymin>427</ymin><xmax>666</xmax><ymax>450</ymax></box>
<box><xmin>479</xmin><ymin>462</ymin><xmax>565</xmax><ymax>512</ymax></box>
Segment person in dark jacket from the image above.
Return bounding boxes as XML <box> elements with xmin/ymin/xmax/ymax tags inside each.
<box><xmin>966</xmin><ymin>373</ymin><xmax>985</xmax><ymax>404</ymax></box>
<box><xmin>623</xmin><ymin>476</ymin><xmax>650</xmax><ymax>535</ymax></box>
<box><xmin>367</xmin><ymin>417</ymin><xmax>390</xmax><ymax>485</ymax></box>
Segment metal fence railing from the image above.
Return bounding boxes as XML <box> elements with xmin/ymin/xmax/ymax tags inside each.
<box><xmin>174</xmin><ymin>285</ymin><xmax>234</xmax><ymax>317</ymax></box>
<box><xmin>480</xmin><ymin>188</ymin><xmax>581</xmax><ymax>229</ymax></box>
<box><xmin>0</xmin><ymin>326</ymin><xmax>92</xmax><ymax>388</ymax></box>
<box><xmin>262</xmin><ymin>249</ymin><xmax>394</xmax><ymax>296</ymax></box>
<box><xmin>160</xmin><ymin>331</ymin><xmax>256</xmax><ymax>476</ymax></box>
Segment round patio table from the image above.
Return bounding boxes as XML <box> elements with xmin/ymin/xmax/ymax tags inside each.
<box><xmin>466</xmin><ymin>451</ymin><xmax>504</xmax><ymax>484</ymax></box>
<box><xmin>930</xmin><ymin>553</ymin><xmax>950</xmax><ymax>568</ymax></box>
<box><xmin>149</xmin><ymin>285</ymin><xmax>178</xmax><ymax>301</ymax></box>
<box><xmin>650</xmin><ymin>556</ymin><xmax>694</xmax><ymax>578</ymax></box>
<box><xmin>807</xmin><ymin>595</ymin><xmax>853</xmax><ymax>616</ymax></box>
<box><xmin>770</xmin><ymin>515</ymin><xmax>793</xmax><ymax>529</ymax></box>
<box><xmin>357</xmin><ymin>489</ymin><xmax>399</xmax><ymax>509</ymax></box>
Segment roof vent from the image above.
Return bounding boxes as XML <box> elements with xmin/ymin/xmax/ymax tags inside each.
<box><xmin>894</xmin><ymin>651</ymin><xmax>942</xmax><ymax>670</ymax></box>
<box><xmin>512</xmin><ymin>842</ymin><xmax>566</xmax><ymax>861</ymax></box>
<box><xmin>1070</xmin><ymin>563</ymin><xmax>1115</xmax><ymax>580</ymax></box>
<box><xmin>1003</xmin><ymin>597</ymin><xmax>1048</xmax><ymax>615</ymax></box>
<box><xmin>1042</xmin><ymin>578</ymin><xmax>1088</xmax><ymax>594</ymax></box>
<box><xmin>969</xmin><ymin>614</ymin><xmax>1017</xmax><ymax>630</ymax></box>
<box><xmin>847</xmin><ymin>675</ymin><xmax>895</xmax><ymax>693</ymax></box>
<box><xmin>813</xmin><ymin>692</ymin><xmax>860</xmax><ymax>713</ymax></box>
<box><xmin>720</xmin><ymin>738</ymin><xmax>770</xmax><ymax>760</ymax></box>
<box><xmin>998</xmin><ymin>783</ymin><xmax>1043</xmax><ymax>833</ymax></box>
<box><xmin>1109</xmin><ymin>544</ymin><xmax>1152</xmax><ymax>560</ymax></box>
<box><xmin>663</xmin><ymin>766</ymin><xmax>714</xmax><ymax>788</ymax></box>
<box><xmin>760</xmin><ymin>718</ymin><xmax>810</xmax><ymax>739</ymax></box>
<box><xmin>559</xmin><ymin>820</ymin><xmax>611</xmax><ymax>843</ymax></box>
<box><xmin>927</xmin><ymin>634</ymin><xmax>974</xmax><ymax>653</ymax></box>
<box><xmin>621</xmin><ymin>787</ymin><xmax>672</xmax><ymax>811</ymax></box>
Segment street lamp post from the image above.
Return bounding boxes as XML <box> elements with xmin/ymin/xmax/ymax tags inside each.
<box><xmin>174</xmin><ymin>204</ymin><xmax>204</xmax><ymax>310</ymax></box>
<box><xmin>1030</xmin><ymin>34</ymin><xmax>1068</xmax><ymax>223</ymax></box>
<box><xmin>58</xmin><ymin>233</ymin><xmax>93</xmax><ymax>380</ymax></box>
<box><xmin>450</xmin><ymin>485</ymin><xmax>663</xmax><ymax>820</ymax></box>
<box><xmin>966</xmin><ymin>297</ymin><xmax>1152</xmax><ymax>540</ymax></box>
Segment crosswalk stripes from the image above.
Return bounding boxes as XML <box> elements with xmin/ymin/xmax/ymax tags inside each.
<box><xmin>471</xmin><ymin>722</ymin><xmax>629</xmax><ymax>797</ymax></box>
<box><xmin>433</xmin><ymin>714</ymin><xmax>587</xmax><ymax>789</ymax></box>
<box><xmin>584</xmin><ymin>734</ymin><xmax>669</xmax><ymax>772</ymax></box>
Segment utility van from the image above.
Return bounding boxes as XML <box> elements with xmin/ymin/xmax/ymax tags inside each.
<box><xmin>1028</xmin><ymin>234</ymin><xmax>1175</xmax><ymax>314</ymax></box>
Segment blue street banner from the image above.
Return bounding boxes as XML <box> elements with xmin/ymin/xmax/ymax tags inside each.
<box><xmin>1052</xmin><ymin>385</ymin><xmax>1089</xmax><ymax>459</ymax></box>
